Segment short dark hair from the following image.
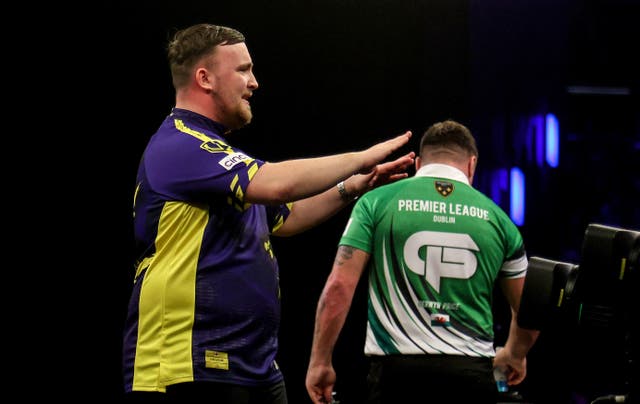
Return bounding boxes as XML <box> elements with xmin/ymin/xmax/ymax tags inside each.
<box><xmin>167</xmin><ymin>23</ymin><xmax>246</xmax><ymax>89</ymax></box>
<box><xmin>419</xmin><ymin>120</ymin><xmax>478</xmax><ymax>162</ymax></box>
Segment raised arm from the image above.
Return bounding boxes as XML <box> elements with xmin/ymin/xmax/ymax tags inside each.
<box><xmin>245</xmin><ymin>131</ymin><xmax>412</xmax><ymax>204</ymax></box>
<box><xmin>273</xmin><ymin>151</ymin><xmax>414</xmax><ymax>236</ymax></box>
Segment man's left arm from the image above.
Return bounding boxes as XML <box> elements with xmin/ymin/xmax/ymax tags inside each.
<box><xmin>495</xmin><ymin>277</ymin><xmax>541</xmax><ymax>386</ymax></box>
<box><xmin>274</xmin><ymin>152</ymin><xmax>413</xmax><ymax>236</ymax></box>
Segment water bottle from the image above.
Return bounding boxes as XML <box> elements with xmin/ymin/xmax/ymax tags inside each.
<box><xmin>493</xmin><ymin>346</ymin><xmax>509</xmax><ymax>393</ymax></box>
<box><xmin>493</xmin><ymin>365</ymin><xmax>509</xmax><ymax>393</ymax></box>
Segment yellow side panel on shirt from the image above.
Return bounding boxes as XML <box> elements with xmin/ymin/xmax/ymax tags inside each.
<box><xmin>133</xmin><ymin>201</ymin><xmax>208</xmax><ymax>392</ymax></box>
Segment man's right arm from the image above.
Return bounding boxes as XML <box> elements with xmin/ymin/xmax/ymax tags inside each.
<box><xmin>306</xmin><ymin>245</ymin><xmax>369</xmax><ymax>404</ymax></box>
<box><xmin>245</xmin><ymin>131</ymin><xmax>412</xmax><ymax>204</ymax></box>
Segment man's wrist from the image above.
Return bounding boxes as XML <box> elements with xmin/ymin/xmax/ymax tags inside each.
<box><xmin>337</xmin><ymin>180</ymin><xmax>358</xmax><ymax>202</ymax></box>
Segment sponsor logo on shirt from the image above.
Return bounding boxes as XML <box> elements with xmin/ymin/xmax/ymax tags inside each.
<box><xmin>219</xmin><ymin>152</ymin><xmax>250</xmax><ymax>170</ymax></box>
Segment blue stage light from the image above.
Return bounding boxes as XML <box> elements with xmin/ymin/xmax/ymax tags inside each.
<box><xmin>546</xmin><ymin>113</ymin><xmax>559</xmax><ymax>168</ymax></box>
<box><xmin>510</xmin><ymin>167</ymin><xmax>525</xmax><ymax>226</ymax></box>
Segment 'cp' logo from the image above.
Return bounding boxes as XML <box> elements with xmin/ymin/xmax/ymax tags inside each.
<box><xmin>403</xmin><ymin>231</ymin><xmax>479</xmax><ymax>293</ymax></box>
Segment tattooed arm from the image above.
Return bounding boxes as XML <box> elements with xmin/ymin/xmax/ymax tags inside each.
<box><xmin>305</xmin><ymin>245</ymin><xmax>370</xmax><ymax>404</ymax></box>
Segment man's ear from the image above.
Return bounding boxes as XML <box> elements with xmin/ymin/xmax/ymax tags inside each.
<box><xmin>195</xmin><ymin>67</ymin><xmax>214</xmax><ymax>91</ymax></box>
<box><xmin>468</xmin><ymin>155</ymin><xmax>477</xmax><ymax>184</ymax></box>
<box><xmin>415</xmin><ymin>156</ymin><xmax>422</xmax><ymax>172</ymax></box>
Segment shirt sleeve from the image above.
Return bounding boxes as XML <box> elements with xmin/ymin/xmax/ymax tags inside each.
<box><xmin>145</xmin><ymin>130</ymin><xmax>264</xmax><ymax>210</ymax></box>
<box><xmin>267</xmin><ymin>202</ymin><xmax>293</xmax><ymax>234</ymax></box>
<box><xmin>339</xmin><ymin>196</ymin><xmax>375</xmax><ymax>253</ymax></box>
<box><xmin>498</xmin><ymin>215</ymin><xmax>528</xmax><ymax>279</ymax></box>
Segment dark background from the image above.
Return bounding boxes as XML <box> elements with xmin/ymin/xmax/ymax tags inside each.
<box><xmin>61</xmin><ymin>0</ymin><xmax>639</xmax><ymax>402</ymax></box>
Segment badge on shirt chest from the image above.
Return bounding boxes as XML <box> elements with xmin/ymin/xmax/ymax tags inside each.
<box><xmin>435</xmin><ymin>181</ymin><xmax>454</xmax><ymax>197</ymax></box>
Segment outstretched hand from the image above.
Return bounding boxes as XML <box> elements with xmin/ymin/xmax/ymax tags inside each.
<box><xmin>358</xmin><ymin>131</ymin><xmax>413</xmax><ymax>174</ymax></box>
<box><xmin>351</xmin><ymin>150</ymin><xmax>415</xmax><ymax>196</ymax></box>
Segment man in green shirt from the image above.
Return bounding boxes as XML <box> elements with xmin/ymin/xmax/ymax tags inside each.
<box><xmin>305</xmin><ymin>120</ymin><xmax>540</xmax><ymax>403</ymax></box>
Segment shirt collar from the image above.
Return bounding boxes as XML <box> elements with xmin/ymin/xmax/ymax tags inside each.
<box><xmin>170</xmin><ymin>107</ymin><xmax>228</xmax><ymax>135</ymax></box>
<box><xmin>415</xmin><ymin>163</ymin><xmax>470</xmax><ymax>185</ymax></box>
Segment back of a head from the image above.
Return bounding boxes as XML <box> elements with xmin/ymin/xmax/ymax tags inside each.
<box><xmin>419</xmin><ymin>120</ymin><xmax>478</xmax><ymax>164</ymax></box>
<box><xmin>167</xmin><ymin>23</ymin><xmax>245</xmax><ymax>89</ymax></box>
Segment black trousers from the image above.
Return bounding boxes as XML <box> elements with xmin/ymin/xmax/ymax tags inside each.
<box><xmin>366</xmin><ymin>354</ymin><xmax>498</xmax><ymax>404</ymax></box>
<box><xmin>123</xmin><ymin>380</ymin><xmax>288</xmax><ymax>404</ymax></box>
